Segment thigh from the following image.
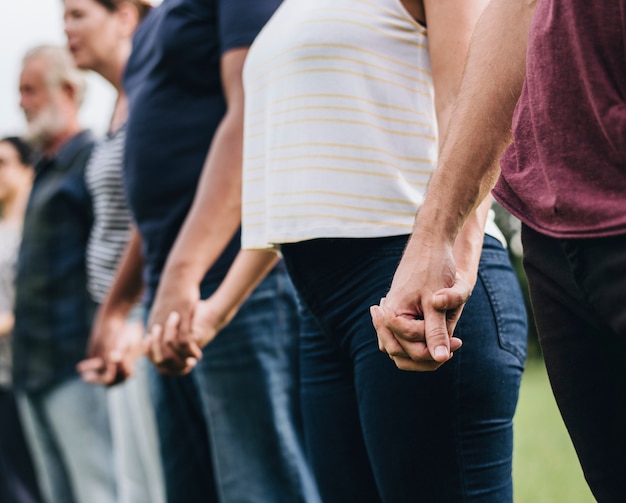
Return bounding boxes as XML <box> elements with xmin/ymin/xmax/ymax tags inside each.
<box><xmin>574</xmin><ymin>233</ymin><xmax>626</xmax><ymax>337</ymax></box>
<box><xmin>147</xmin><ymin>366</ymin><xmax>218</xmax><ymax>503</ymax></box>
<box><xmin>195</xmin><ymin>266</ymin><xmax>318</xmax><ymax>503</ymax></box>
<box><xmin>297</xmin><ymin>301</ymin><xmax>380</xmax><ymax>503</ymax></box>
<box><xmin>0</xmin><ymin>389</ymin><xmax>43</xmax><ymax>503</ymax></box>
<box><xmin>40</xmin><ymin>377</ymin><xmax>116</xmax><ymax>503</ymax></box>
<box><xmin>283</xmin><ymin>236</ymin><xmax>526</xmax><ymax>503</ymax></box>
<box><xmin>522</xmin><ymin>226</ymin><xmax>626</xmax><ymax>502</ymax></box>
<box><xmin>107</xmin><ymin>360</ymin><xmax>165</xmax><ymax>503</ymax></box>
<box><xmin>16</xmin><ymin>390</ymin><xmax>76</xmax><ymax>503</ymax></box>
<box><xmin>452</xmin><ymin>238</ymin><xmax>527</xmax><ymax>499</ymax></box>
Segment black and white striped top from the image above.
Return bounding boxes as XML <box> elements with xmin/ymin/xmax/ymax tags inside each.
<box><xmin>85</xmin><ymin>124</ymin><xmax>133</xmax><ymax>304</ymax></box>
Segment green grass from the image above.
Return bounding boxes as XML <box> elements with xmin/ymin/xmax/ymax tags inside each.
<box><xmin>513</xmin><ymin>358</ymin><xmax>595</xmax><ymax>503</ymax></box>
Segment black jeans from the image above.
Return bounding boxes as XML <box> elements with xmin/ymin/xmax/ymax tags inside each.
<box><xmin>522</xmin><ymin>224</ymin><xmax>626</xmax><ymax>503</ymax></box>
<box><xmin>0</xmin><ymin>388</ymin><xmax>42</xmax><ymax>503</ymax></box>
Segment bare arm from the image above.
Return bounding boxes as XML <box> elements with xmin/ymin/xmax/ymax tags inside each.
<box><xmin>78</xmin><ymin>226</ymin><xmax>145</xmax><ymax>385</ymax></box>
<box><xmin>426</xmin><ymin>0</ymin><xmax>493</xmax><ymax>287</ymax></box>
<box><xmin>0</xmin><ymin>312</ymin><xmax>14</xmax><ymax>337</ymax></box>
<box><xmin>420</xmin><ymin>0</ymin><xmax>535</xmax><ymax>242</ymax></box>
<box><xmin>374</xmin><ymin>0</ymin><xmax>536</xmax><ymax>369</ymax></box>
<box><xmin>145</xmin><ymin>48</ymin><xmax>251</xmax><ymax>373</ymax></box>
<box><xmin>193</xmin><ymin>250</ymin><xmax>279</xmax><ymax>343</ymax></box>
<box><xmin>152</xmin><ymin>250</ymin><xmax>279</xmax><ymax>374</ymax></box>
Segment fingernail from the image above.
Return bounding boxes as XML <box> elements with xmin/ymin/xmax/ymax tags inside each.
<box><xmin>434</xmin><ymin>346</ymin><xmax>449</xmax><ymax>361</ymax></box>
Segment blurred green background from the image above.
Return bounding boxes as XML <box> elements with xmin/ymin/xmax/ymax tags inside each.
<box><xmin>513</xmin><ymin>359</ymin><xmax>594</xmax><ymax>503</ymax></box>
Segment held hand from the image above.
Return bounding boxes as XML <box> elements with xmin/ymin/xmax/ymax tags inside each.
<box><xmin>189</xmin><ymin>297</ymin><xmax>230</xmax><ymax>348</ymax></box>
<box><xmin>370</xmin><ymin>300</ymin><xmax>463</xmax><ymax>371</ymax></box>
<box><xmin>145</xmin><ymin>312</ymin><xmax>199</xmax><ymax>375</ymax></box>
<box><xmin>144</xmin><ymin>298</ymin><xmax>227</xmax><ymax>377</ymax></box>
<box><xmin>370</xmin><ymin>238</ymin><xmax>471</xmax><ymax>371</ymax></box>
<box><xmin>78</xmin><ymin>314</ymin><xmax>144</xmax><ymax>386</ymax></box>
<box><xmin>431</xmin><ymin>272</ymin><xmax>473</xmax><ymax>336</ymax></box>
<box><xmin>146</xmin><ymin>278</ymin><xmax>202</xmax><ymax>374</ymax></box>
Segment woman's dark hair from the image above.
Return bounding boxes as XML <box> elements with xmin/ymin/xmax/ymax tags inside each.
<box><xmin>94</xmin><ymin>0</ymin><xmax>152</xmax><ymax>21</ymax></box>
<box><xmin>0</xmin><ymin>137</ymin><xmax>37</xmax><ymax>167</ymax></box>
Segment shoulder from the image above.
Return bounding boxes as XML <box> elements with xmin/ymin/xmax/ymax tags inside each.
<box><xmin>217</xmin><ymin>0</ymin><xmax>282</xmax><ymax>50</ymax></box>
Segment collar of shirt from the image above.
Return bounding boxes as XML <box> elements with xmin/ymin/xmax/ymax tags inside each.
<box><xmin>35</xmin><ymin>130</ymin><xmax>94</xmax><ymax>176</ymax></box>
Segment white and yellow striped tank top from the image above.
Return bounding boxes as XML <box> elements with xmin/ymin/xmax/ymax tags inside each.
<box><xmin>242</xmin><ymin>0</ymin><xmax>500</xmax><ymax>249</ymax></box>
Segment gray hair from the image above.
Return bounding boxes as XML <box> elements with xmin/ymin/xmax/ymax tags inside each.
<box><xmin>23</xmin><ymin>45</ymin><xmax>87</xmax><ymax>107</ymax></box>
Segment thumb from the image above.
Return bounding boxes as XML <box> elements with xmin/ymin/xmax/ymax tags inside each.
<box><xmin>423</xmin><ymin>306</ymin><xmax>452</xmax><ymax>362</ymax></box>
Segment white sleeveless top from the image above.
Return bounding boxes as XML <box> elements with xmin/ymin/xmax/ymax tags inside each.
<box><xmin>242</xmin><ymin>0</ymin><xmax>503</xmax><ymax>249</ymax></box>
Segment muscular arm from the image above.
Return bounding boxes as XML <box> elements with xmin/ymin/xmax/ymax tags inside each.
<box><xmin>420</xmin><ymin>0</ymin><xmax>535</xmax><ymax>243</ymax></box>
<box><xmin>373</xmin><ymin>0</ymin><xmax>536</xmax><ymax>370</ymax></box>
<box><xmin>426</xmin><ymin>0</ymin><xmax>492</xmax><ymax>286</ymax></box>
<box><xmin>145</xmin><ymin>48</ymin><xmax>251</xmax><ymax>372</ymax></box>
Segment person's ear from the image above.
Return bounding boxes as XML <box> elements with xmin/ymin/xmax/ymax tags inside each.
<box><xmin>60</xmin><ymin>80</ymin><xmax>77</xmax><ymax>103</ymax></box>
<box><xmin>116</xmin><ymin>1</ymin><xmax>140</xmax><ymax>38</ymax></box>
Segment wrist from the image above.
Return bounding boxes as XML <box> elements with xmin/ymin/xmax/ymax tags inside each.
<box><xmin>162</xmin><ymin>258</ymin><xmax>205</xmax><ymax>287</ymax></box>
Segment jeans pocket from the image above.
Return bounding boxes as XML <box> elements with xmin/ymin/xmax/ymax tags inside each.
<box><xmin>477</xmin><ymin>247</ymin><xmax>528</xmax><ymax>366</ymax></box>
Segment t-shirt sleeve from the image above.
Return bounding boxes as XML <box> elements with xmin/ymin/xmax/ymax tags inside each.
<box><xmin>218</xmin><ymin>0</ymin><xmax>282</xmax><ymax>54</ymax></box>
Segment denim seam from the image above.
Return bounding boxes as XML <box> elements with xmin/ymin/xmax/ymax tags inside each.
<box><xmin>477</xmin><ymin>267</ymin><xmax>526</xmax><ymax>366</ymax></box>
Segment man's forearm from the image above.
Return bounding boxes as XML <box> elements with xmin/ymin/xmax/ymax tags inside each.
<box><xmin>452</xmin><ymin>197</ymin><xmax>491</xmax><ymax>286</ymax></box>
<box><xmin>418</xmin><ymin>0</ymin><xmax>536</xmax><ymax>244</ymax></box>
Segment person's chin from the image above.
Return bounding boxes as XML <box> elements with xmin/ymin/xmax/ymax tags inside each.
<box><xmin>75</xmin><ymin>57</ymin><xmax>90</xmax><ymax>70</ymax></box>
<box><xmin>23</xmin><ymin>120</ymin><xmax>63</xmax><ymax>150</ymax></box>
<box><xmin>70</xmin><ymin>50</ymin><xmax>91</xmax><ymax>71</ymax></box>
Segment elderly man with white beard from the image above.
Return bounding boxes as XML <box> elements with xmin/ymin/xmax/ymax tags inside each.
<box><xmin>12</xmin><ymin>45</ymin><xmax>118</xmax><ymax>503</ymax></box>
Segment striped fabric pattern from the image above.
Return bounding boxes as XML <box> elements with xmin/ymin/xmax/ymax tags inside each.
<box><xmin>241</xmin><ymin>0</ymin><xmax>437</xmax><ymax>249</ymax></box>
<box><xmin>85</xmin><ymin>125</ymin><xmax>133</xmax><ymax>303</ymax></box>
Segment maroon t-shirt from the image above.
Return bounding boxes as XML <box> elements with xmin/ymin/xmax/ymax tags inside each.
<box><xmin>494</xmin><ymin>0</ymin><xmax>626</xmax><ymax>238</ymax></box>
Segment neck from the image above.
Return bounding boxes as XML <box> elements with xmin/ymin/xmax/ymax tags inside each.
<box><xmin>110</xmin><ymin>93</ymin><xmax>128</xmax><ymax>133</ymax></box>
<box><xmin>96</xmin><ymin>44</ymin><xmax>131</xmax><ymax>93</ymax></box>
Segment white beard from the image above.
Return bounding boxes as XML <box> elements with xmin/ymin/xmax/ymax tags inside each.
<box><xmin>23</xmin><ymin>103</ymin><xmax>68</xmax><ymax>150</ymax></box>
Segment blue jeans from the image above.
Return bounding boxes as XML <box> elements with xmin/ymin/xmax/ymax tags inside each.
<box><xmin>16</xmin><ymin>376</ymin><xmax>117</xmax><ymax>503</ymax></box>
<box><xmin>281</xmin><ymin>235</ymin><xmax>527</xmax><ymax>503</ymax></box>
<box><xmin>149</xmin><ymin>265</ymin><xmax>320</xmax><ymax>503</ymax></box>
<box><xmin>108</xmin><ymin>356</ymin><xmax>165</xmax><ymax>503</ymax></box>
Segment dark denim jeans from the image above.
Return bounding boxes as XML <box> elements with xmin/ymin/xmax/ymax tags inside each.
<box><xmin>282</xmin><ymin>234</ymin><xmax>527</xmax><ymax>503</ymax></box>
<box><xmin>522</xmin><ymin>225</ymin><xmax>626</xmax><ymax>503</ymax></box>
<box><xmin>148</xmin><ymin>265</ymin><xmax>320</xmax><ymax>503</ymax></box>
<box><xmin>0</xmin><ymin>389</ymin><xmax>42</xmax><ymax>503</ymax></box>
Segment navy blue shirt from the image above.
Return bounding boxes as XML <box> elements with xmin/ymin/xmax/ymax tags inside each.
<box><xmin>12</xmin><ymin>131</ymin><xmax>96</xmax><ymax>392</ymax></box>
<box><xmin>123</xmin><ymin>0</ymin><xmax>282</xmax><ymax>303</ymax></box>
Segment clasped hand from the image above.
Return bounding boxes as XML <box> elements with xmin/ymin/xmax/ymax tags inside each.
<box><xmin>370</xmin><ymin>251</ymin><xmax>473</xmax><ymax>371</ymax></box>
<box><xmin>143</xmin><ymin>299</ymin><xmax>223</xmax><ymax>376</ymax></box>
